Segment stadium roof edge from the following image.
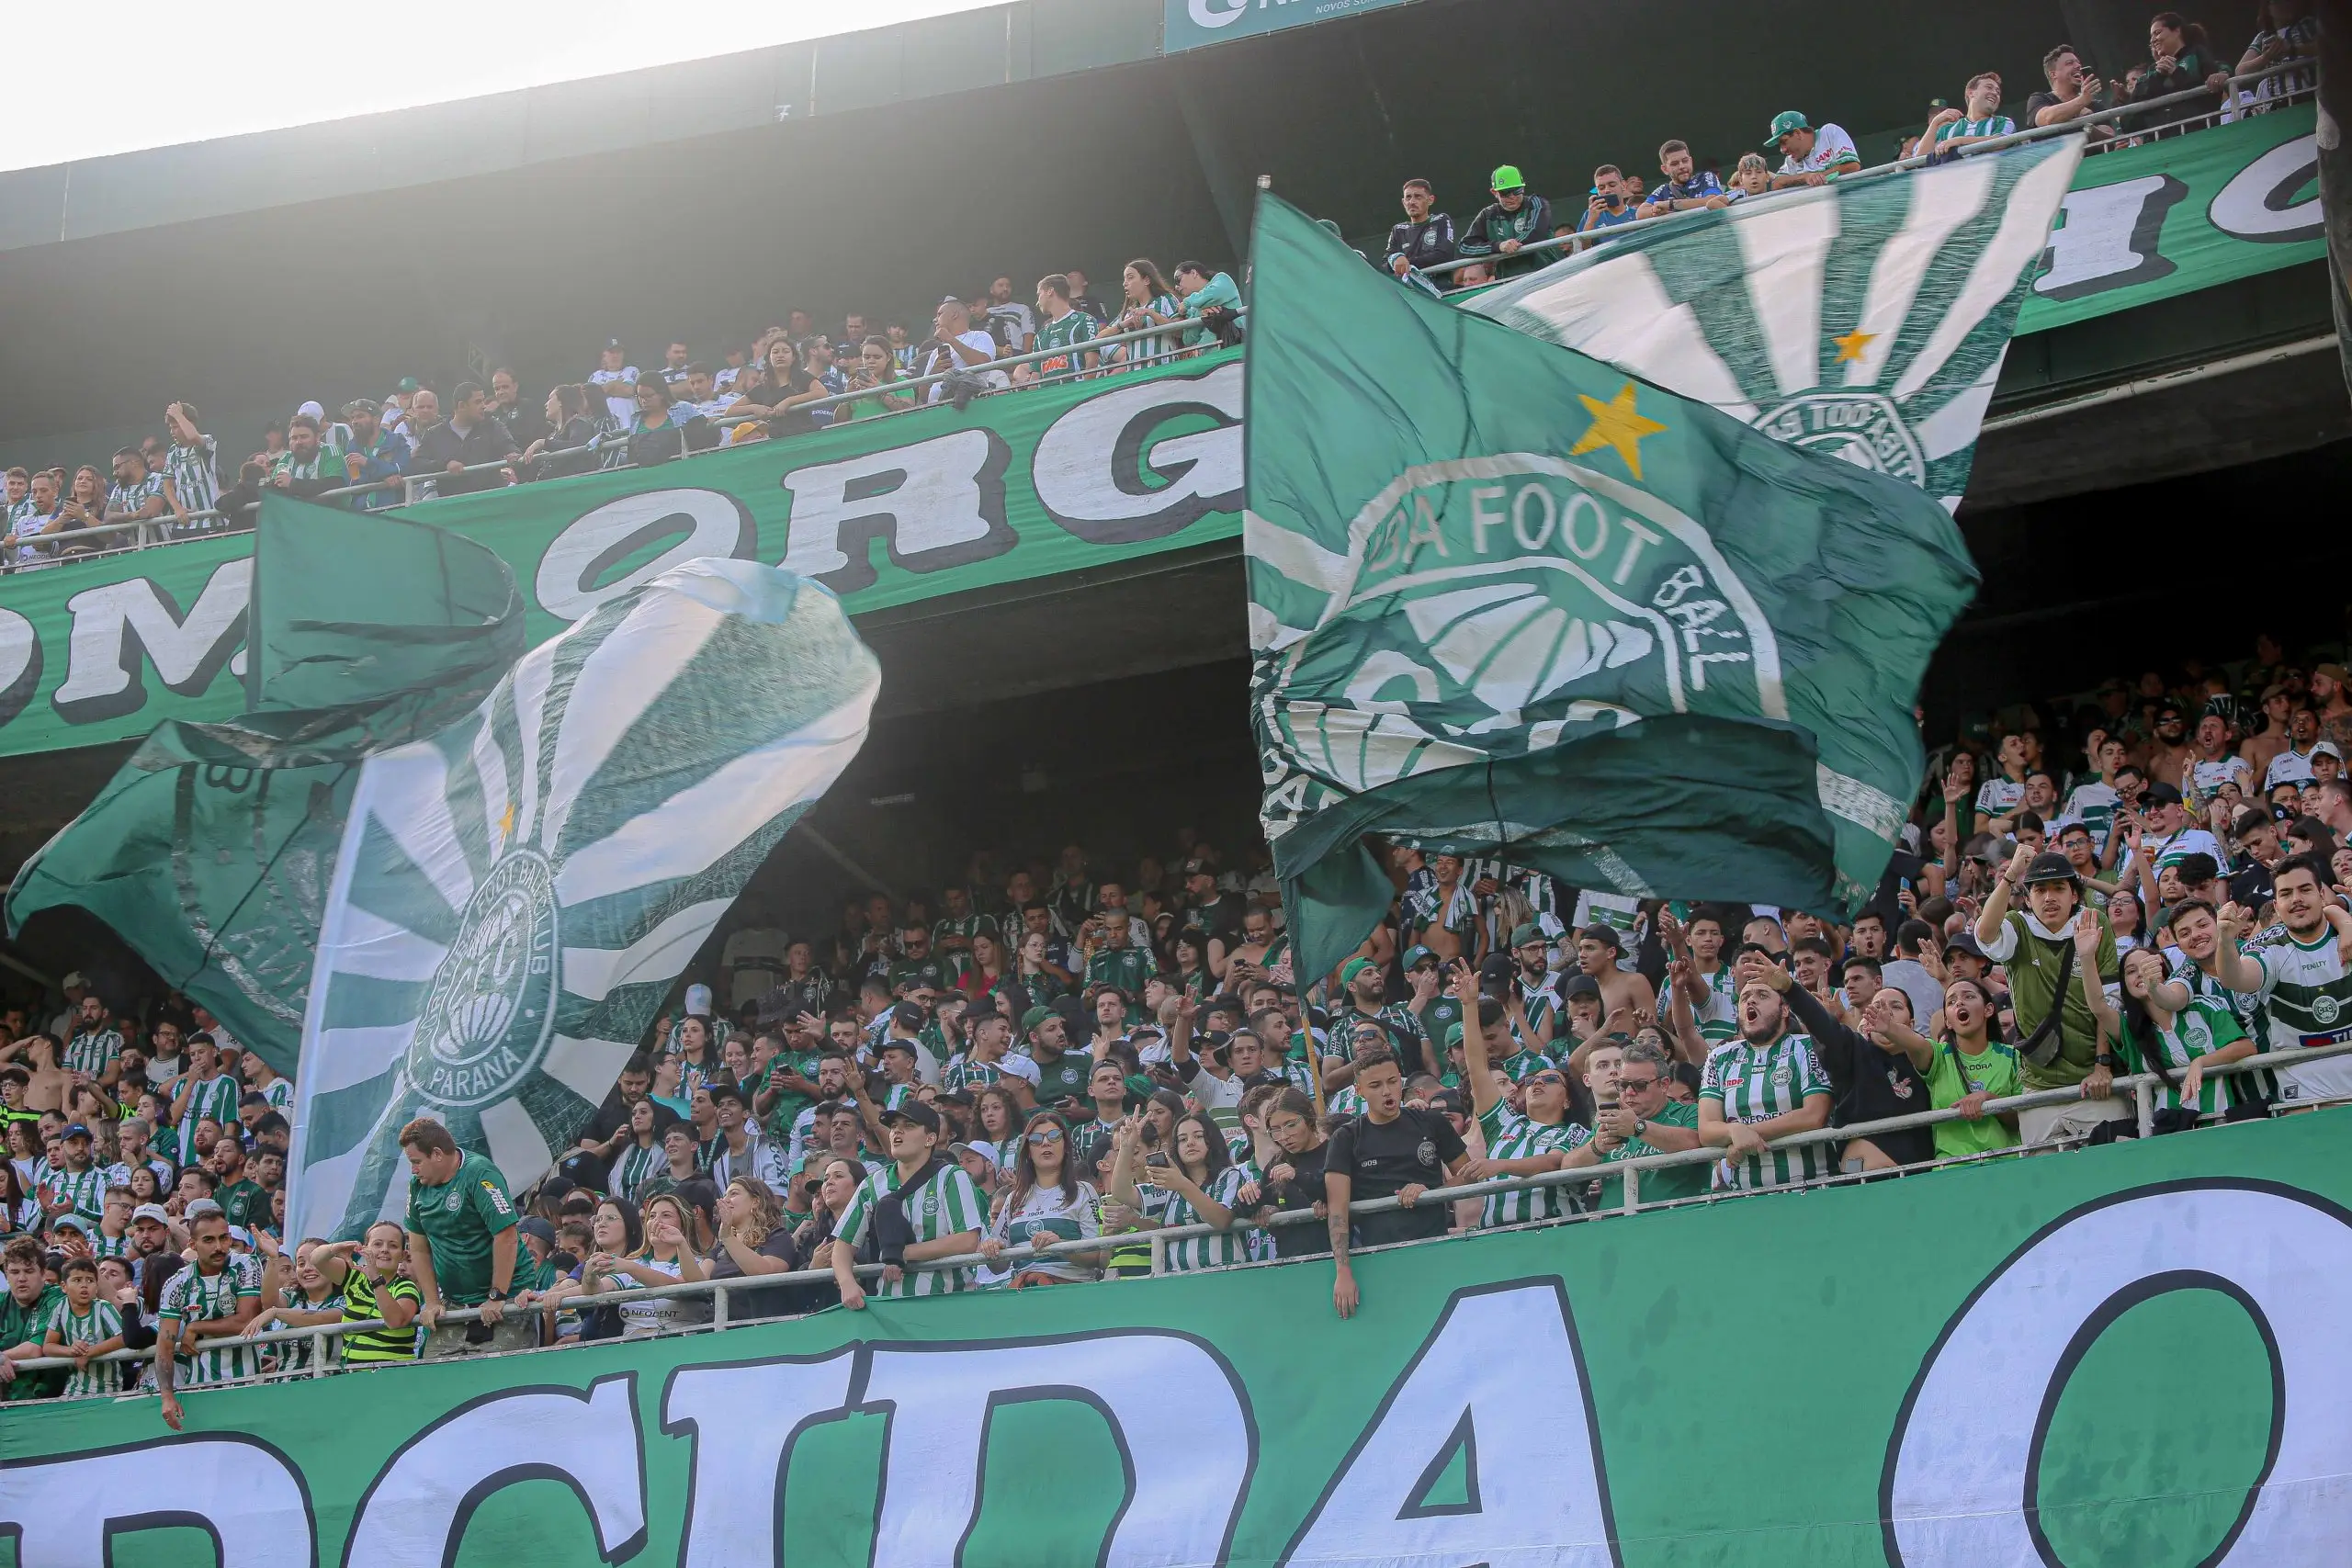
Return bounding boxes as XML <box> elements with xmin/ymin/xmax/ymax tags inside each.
<box><xmin>0</xmin><ymin>0</ymin><xmax>1167</xmax><ymax>255</ymax></box>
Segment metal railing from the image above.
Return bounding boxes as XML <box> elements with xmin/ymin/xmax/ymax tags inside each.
<box><xmin>0</xmin><ymin>309</ymin><xmax>1240</xmax><ymax>573</ymax></box>
<box><xmin>17</xmin><ymin>1039</ymin><xmax>2346</xmax><ymax>1399</ymax></box>
<box><xmin>1416</xmin><ymin>58</ymin><xmax>2312</xmax><ymax>280</ymax></box>
<box><xmin>3</xmin><ymin>53</ymin><xmax>2317</xmax><ymax>579</ymax></box>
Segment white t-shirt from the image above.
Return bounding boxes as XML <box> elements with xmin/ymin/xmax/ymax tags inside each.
<box><xmin>986</xmin><ymin>301</ymin><xmax>1037</xmax><ymax>348</ymax></box>
<box><xmin>589</xmin><ymin>366</ymin><xmax>639</xmax><ymax>426</ymax></box>
<box><xmin>1779</xmin><ymin>122</ymin><xmax>1859</xmax><ymax>176</ymax></box>
<box><xmin>2192</xmin><ymin>755</ymin><xmax>2254</xmax><ymax>796</ymax></box>
<box><xmin>922</xmin><ymin>332</ymin><xmax>1009</xmax><ymax>403</ymax></box>
<box><xmin>2265</xmin><ymin>748</ymin><xmax>2317</xmax><ymax>790</ymax></box>
<box><xmin>1975</xmin><ymin>775</ymin><xmax>2027</xmax><ymax>818</ymax></box>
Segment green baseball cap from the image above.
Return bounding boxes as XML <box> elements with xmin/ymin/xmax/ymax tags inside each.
<box><xmin>1442</xmin><ymin>1020</ymin><xmax>1465</xmax><ymax>1051</ymax></box>
<box><xmin>395</xmin><ymin>376</ymin><xmax>422</xmax><ymax>393</ymax></box>
<box><xmin>1021</xmin><ymin>1004</ymin><xmax>1054</xmax><ymax>1033</ymax></box>
<box><xmin>1510</xmin><ymin>922</ymin><xmax>1545</xmax><ymax>949</ymax></box>
<box><xmin>1340</xmin><ymin>957</ymin><xmax>1374</xmax><ymax>986</ymax></box>
<box><xmin>1489</xmin><ymin>164</ymin><xmax>1526</xmax><ymax>192</ymax></box>
<box><xmin>1764</xmin><ymin>110</ymin><xmax>1811</xmax><ymax>149</ymax></box>
<box><xmin>1403</xmin><ymin>944</ymin><xmax>1438</xmax><ymax>970</ymax></box>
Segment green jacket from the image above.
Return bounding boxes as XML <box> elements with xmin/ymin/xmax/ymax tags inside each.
<box><xmin>1989</xmin><ymin>908</ymin><xmax>2120</xmax><ymax>1090</ymax></box>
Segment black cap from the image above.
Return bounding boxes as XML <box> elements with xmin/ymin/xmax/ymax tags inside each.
<box><xmin>1582</xmin><ymin>924</ymin><xmax>1623</xmax><ymax>950</ymax></box>
<box><xmin>604</xmin><ymin>337</ymin><xmax>624</xmax><ymax>350</ymax></box>
<box><xmin>2020</xmin><ymin>851</ymin><xmax>2079</xmax><ymax>887</ymax></box>
<box><xmin>1942</xmin><ymin>931</ymin><xmax>1985</xmax><ymax>958</ymax></box>
<box><xmin>1562</xmin><ymin>974</ymin><xmax>1602</xmax><ymax>999</ymax></box>
<box><xmin>2142</xmin><ymin>782</ymin><xmax>2185</xmax><ymax>807</ymax></box>
<box><xmin>880</xmin><ymin>1100</ymin><xmax>942</xmax><ymax>1133</ymax></box>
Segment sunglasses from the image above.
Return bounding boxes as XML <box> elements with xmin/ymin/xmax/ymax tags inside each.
<box><xmin>1025</xmin><ymin>1127</ymin><xmax>1064</xmax><ymax>1145</ymax></box>
<box><xmin>1528</xmin><ymin>1072</ymin><xmax>1566</xmax><ymax>1088</ymax></box>
<box><xmin>1618</xmin><ymin>1077</ymin><xmax>1660</xmax><ymax>1092</ymax></box>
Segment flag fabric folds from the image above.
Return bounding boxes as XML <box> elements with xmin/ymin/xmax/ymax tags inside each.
<box><xmin>1244</xmin><ymin>193</ymin><xmax>1986</xmax><ymax>991</ymax></box>
<box><xmin>7</xmin><ymin>496</ymin><xmax>880</xmax><ymax>1242</ymax></box>
<box><xmin>6</xmin><ymin>498</ymin><xmax>526</xmax><ymax>1077</ymax></box>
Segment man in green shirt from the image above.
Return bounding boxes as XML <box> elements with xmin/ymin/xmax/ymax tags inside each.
<box><xmin>209</xmin><ymin>1137</ymin><xmax>267</xmax><ymax>1230</ymax></box>
<box><xmin>1699</xmin><ymin>958</ymin><xmax>1836</xmax><ymax>1190</ymax></box>
<box><xmin>1035</xmin><ymin>274</ymin><xmax>1100</xmax><ymax>382</ymax></box>
<box><xmin>0</xmin><ymin>1235</ymin><xmax>65</xmax><ymax>1401</ymax></box>
<box><xmin>400</xmin><ymin>1118</ymin><xmax>525</xmax><ymax>1357</ymax></box>
<box><xmin>1590</xmin><ymin>1037</ymin><xmax>1711</xmax><ymax>1207</ymax></box>
<box><xmin>1081</xmin><ymin>911</ymin><xmax>1154</xmax><ymax>998</ymax></box>
<box><xmin>888</xmin><ymin>921</ymin><xmax>949</xmax><ymax>998</ymax></box>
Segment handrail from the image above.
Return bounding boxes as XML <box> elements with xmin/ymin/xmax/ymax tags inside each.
<box><xmin>0</xmin><ymin>309</ymin><xmax>1242</xmax><ymax>572</ymax></box>
<box><xmin>1416</xmin><ymin>58</ymin><xmax>2312</xmax><ymax>278</ymax></box>
<box><xmin>18</xmin><ymin>1039</ymin><xmax>2346</xmax><ymax>1386</ymax></box>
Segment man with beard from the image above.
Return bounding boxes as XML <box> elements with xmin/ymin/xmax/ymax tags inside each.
<box><xmin>2208</xmin><ymin>854</ymin><xmax>2352</xmax><ymax>1108</ymax></box>
<box><xmin>2143</xmin><ymin>701</ymin><xmax>2195</xmax><ymax>790</ymax></box>
<box><xmin>1507</xmin><ymin>924</ymin><xmax>1565</xmax><ymax>1050</ymax></box>
<box><xmin>1700</xmin><ymin>958</ymin><xmax>1834</xmax><ymax>1190</ymax></box>
<box><xmin>1328</xmin><ymin>957</ymin><xmax>1427</xmax><ymax>1080</ymax></box>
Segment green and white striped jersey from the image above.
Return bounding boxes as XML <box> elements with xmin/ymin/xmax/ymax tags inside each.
<box><xmin>159</xmin><ymin>1255</ymin><xmax>263</xmax><ymax>1386</ymax></box>
<box><xmin>1663</xmin><ymin>963</ymin><xmax>1739</xmax><ymax>1043</ymax></box>
<box><xmin>62</xmin><ymin>1026</ymin><xmax>121</xmax><ymax>1077</ymax></box>
<box><xmin>836</xmin><ymin>1160</ymin><xmax>988</xmax><ymax>1296</ymax></box>
<box><xmin>261</xmin><ymin>1079</ymin><xmax>296</xmax><ymax>1114</ymax></box>
<box><xmin>610</xmin><ymin>1141</ymin><xmax>663</xmax><ymax>1203</ymax></box>
<box><xmin>51</xmin><ymin>1300</ymin><xmax>123</xmax><ymax>1399</ymax></box>
<box><xmin>2147</xmin><ymin>996</ymin><xmax>2254</xmax><ymax>1117</ymax></box>
<box><xmin>106</xmin><ymin>472</ymin><xmax>165</xmax><ymax>522</ymax></box>
<box><xmin>2062</xmin><ymin>780</ymin><xmax>2121</xmax><ymax>855</ymax></box>
<box><xmin>89</xmin><ymin>1230</ymin><xmax>132</xmax><ymax>1260</ymax></box>
<box><xmin>42</xmin><ymin>1165</ymin><xmax>107</xmax><ymax>1226</ymax></box>
<box><xmin>987</xmin><ymin>1180</ymin><xmax>1102</xmax><ymax>1281</ymax></box>
<box><xmin>1699</xmin><ymin>1034</ymin><xmax>1835</xmax><ymax>1190</ymax></box>
<box><xmin>165</xmin><ymin>435</ymin><xmax>222</xmax><ymax>525</ymax></box>
<box><xmin>1476</xmin><ymin>1103</ymin><xmax>1588</xmax><ymax>1226</ymax></box>
<box><xmin>1498</xmin><ymin>1047</ymin><xmax>1557</xmax><ymax>1084</ymax></box>
<box><xmin>944</xmin><ymin>1052</ymin><xmax>1039</xmax><ymax>1095</ymax></box>
<box><xmin>1139</xmin><ymin>1163</ymin><xmax>1257</xmax><ymax>1272</ymax></box>
<box><xmin>2247</xmin><ymin>925</ymin><xmax>2352</xmax><ymax>1106</ymax></box>
<box><xmin>175</xmin><ymin>1074</ymin><xmax>241</xmax><ymax>1155</ymax></box>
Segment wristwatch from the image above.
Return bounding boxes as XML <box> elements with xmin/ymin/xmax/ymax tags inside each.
<box><xmin>2093</xmin><ymin>1053</ymin><xmax>2117</xmax><ymax>1070</ymax></box>
<box><xmin>1633</xmin><ymin>1117</ymin><xmax>1648</xmax><ymax>1138</ymax></box>
<box><xmin>485</xmin><ymin>1289</ymin><xmax>508</xmax><ymax>1302</ymax></box>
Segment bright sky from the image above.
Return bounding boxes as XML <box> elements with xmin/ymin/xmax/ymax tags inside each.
<box><xmin>1</xmin><ymin>0</ymin><xmax>1007</xmax><ymax>173</ymax></box>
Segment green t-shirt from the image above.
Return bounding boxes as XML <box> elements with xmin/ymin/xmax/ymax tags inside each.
<box><xmin>0</xmin><ymin>1283</ymin><xmax>63</xmax><ymax>1401</ymax></box>
<box><xmin>1922</xmin><ymin>1040</ymin><xmax>2023</xmax><ymax>1158</ymax></box>
<box><xmin>888</xmin><ymin>956</ymin><xmax>949</xmax><ymax>995</ymax></box>
<box><xmin>762</xmin><ymin>1048</ymin><xmax>824</xmax><ymax>1141</ymax></box>
<box><xmin>1035</xmin><ymin>309</ymin><xmax>1098</xmax><ymax>380</ymax></box>
<box><xmin>1026</xmin><ymin>1048</ymin><xmax>1095</xmax><ymax>1107</ymax></box>
<box><xmin>404</xmin><ymin>1152</ymin><xmax>518</xmax><ymax>1305</ymax></box>
<box><xmin>217</xmin><ymin>1178</ymin><xmax>269</xmax><ymax>1229</ymax></box>
<box><xmin>1084</xmin><ymin>945</ymin><xmax>1153</xmax><ymax>998</ymax></box>
<box><xmin>1594</xmin><ymin>1099</ymin><xmax>1708</xmax><ymax>1207</ymax></box>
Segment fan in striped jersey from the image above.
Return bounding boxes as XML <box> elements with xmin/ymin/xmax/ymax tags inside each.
<box><xmin>288</xmin><ymin>559</ymin><xmax>879</xmax><ymax>1244</ymax></box>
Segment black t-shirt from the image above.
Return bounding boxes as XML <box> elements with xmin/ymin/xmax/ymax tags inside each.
<box><xmin>764</xmin><ymin>367</ymin><xmax>823</xmax><ymax>435</ymax></box>
<box><xmin>2228</xmin><ymin>860</ymin><xmax>2277</xmax><ymax>911</ymax></box>
<box><xmin>1262</xmin><ymin>1139</ymin><xmax>1331</xmax><ymax>1258</ymax></box>
<box><xmin>1324</xmin><ymin>1107</ymin><xmax>1465</xmax><ymax>1247</ymax></box>
<box><xmin>1783</xmin><ymin>983</ymin><xmax>1934</xmax><ymax>1165</ymax></box>
<box><xmin>705</xmin><ymin>1226</ymin><xmax>801</xmax><ymax>1321</ymax></box>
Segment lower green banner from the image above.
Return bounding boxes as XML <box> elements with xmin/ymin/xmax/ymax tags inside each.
<box><xmin>4</xmin><ymin>1111</ymin><xmax>2345</xmax><ymax>1566</ymax></box>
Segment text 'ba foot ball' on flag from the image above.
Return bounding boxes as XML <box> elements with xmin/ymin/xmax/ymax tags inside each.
<box><xmin>1242</xmin><ymin>156</ymin><xmax>2077</xmax><ymax>987</ymax></box>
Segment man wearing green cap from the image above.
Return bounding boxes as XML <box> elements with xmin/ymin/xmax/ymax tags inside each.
<box><xmin>1766</xmin><ymin>110</ymin><xmax>1860</xmax><ymax>188</ymax></box>
<box><xmin>1020</xmin><ymin>1006</ymin><xmax>1095</xmax><ymax>1110</ymax></box>
<box><xmin>1401</xmin><ymin>946</ymin><xmax>1464</xmax><ymax>1057</ymax></box>
<box><xmin>1331</xmin><ymin>958</ymin><xmax>1429</xmax><ymax>1079</ymax></box>
<box><xmin>1456</xmin><ymin>164</ymin><xmax>1555</xmax><ymax>279</ymax></box>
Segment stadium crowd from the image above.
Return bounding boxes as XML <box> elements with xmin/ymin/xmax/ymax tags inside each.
<box><xmin>3</xmin><ymin>631</ymin><xmax>2351</xmax><ymax>1400</ymax></box>
<box><xmin>0</xmin><ymin>4</ymin><xmax>2316</xmax><ymax>570</ymax></box>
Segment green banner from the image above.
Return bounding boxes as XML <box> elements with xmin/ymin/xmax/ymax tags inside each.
<box><xmin>0</xmin><ymin>114</ymin><xmax>2320</xmax><ymax>767</ymax></box>
<box><xmin>2016</xmin><ymin>100</ymin><xmax>2323</xmax><ymax>333</ymax></box>
<box><xmin>0</xmin><ymin>351</ymin><xmax>1243</xmax><ymax>761</ymax></box>
<box><xmin>1162</xmin><ymin>0</ymin><xmax>1418</xmax><ymax>53</ymax></box>
<box><xmin>4</xmin><ymin>1112</ymin><xmax>2345</xmax><ymax>1565</ymax></box>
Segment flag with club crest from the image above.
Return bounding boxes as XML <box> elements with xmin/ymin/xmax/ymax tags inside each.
<box><xmin>1245</xmin><ymin>193</ymin><xmax>1991</xmax><ymax>991</ymax></box>
<box><xmin>289</xmin><ymin>557</ymin><xmax>878</xmax><ymax>1242</ymax></box>
<box><xmin>1465</xmin><ymin>137</ymin><xmax>2083</xmax><ymax>512</ymax></box>
<box><xmin>7</xmin><ymin>496</ymin><xmax>880</xmax><ymax>1243</ymax></box>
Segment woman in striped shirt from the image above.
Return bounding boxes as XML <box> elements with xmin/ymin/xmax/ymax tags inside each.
<box><xmin>1110</xmin><ymin>1110</ymin><xmax>1259</xmax><ymax>1273</ymax></box>
<box><xmin>609</xmin><ymin>1099</ymin><xmax>666</xmax><ymax>1204</ymax></box>
<box><xmin>980</xmin><ymin>1111</ymin><xmax>1105</xmax><ymax>1287</ymax></box>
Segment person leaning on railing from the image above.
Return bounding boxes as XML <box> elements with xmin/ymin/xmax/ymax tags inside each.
<box><xmin>399</xmin><ymin>1118</ymin><xmax>526</xmax><ymax>1357</ymax></box>
<box><xmin>1973</xmin><ymin>849</ymin><xmax>2126</xmax><ymax>1146</ymax></box>
<box><xmin>310</xmin><ymin>1221</ymin><xmax>424</xmax><ymax>1366</ymax></box>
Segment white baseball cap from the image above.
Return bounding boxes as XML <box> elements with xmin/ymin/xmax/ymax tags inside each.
<box><xmin>684</xmin><ymin>983</ymin><xmax>713</xmax><ymax>1018</ymax></box>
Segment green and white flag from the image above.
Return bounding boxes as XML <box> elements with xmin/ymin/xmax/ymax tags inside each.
<box><xmin>1245</xmin><ymin>194</ymin><xmax>1986</xmax><ymax>989</ymax></box>
<box><xmin>1466</xmin><ymin>138</ymin><xmax>2083</xmax><ymax>511</ymax></box>
<box><xmin>289</xmin><ymin>558</ymin><xmax>877</xmax><ymax>1241</ymax></box>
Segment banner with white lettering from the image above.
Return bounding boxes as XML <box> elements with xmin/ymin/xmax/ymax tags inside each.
<box><xmin>0</xmin><ymin>353</ymin><xmax>1246</xmax><ymax>762</ymax></box>
<box><xmin>4</xmin><ymin>1112</ymin><xmax>2346</xmax><ymax>1565</ymax></box>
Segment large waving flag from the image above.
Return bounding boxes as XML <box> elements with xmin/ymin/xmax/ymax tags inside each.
<box><xmin>7</xmin><ymin>497</ymin><xmax>879</xmax><ymax>1242</ymax></box>
<box><xmin>1245</xmin><ymin>194</ymin><xmax>1985</xmax><ymax>990</ymax></box>
<box><xmin>1465</xmin><ymin>139</ymin><xmax>2083</xmax><ymax>512</ymax></box>
<box><xmin>291</xmin><ymin>559</ymin><xmax>877</xmax><ymax>1242</ymax></box>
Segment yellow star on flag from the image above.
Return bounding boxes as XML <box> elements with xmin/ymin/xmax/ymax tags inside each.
<box><xmin>496</xmin><ymin>800</ymin><xmax>516</xmax><ymax>841</ymax></box>
<box><xmin>1833</xmin><ymin>328</ymin><xmax>1877</xmax><ymax>364</ymax></box>
<box><xmin>1569</xmin><ymin>382</ymin><xmax>1668</xmax><ymax>480</ymax></box>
